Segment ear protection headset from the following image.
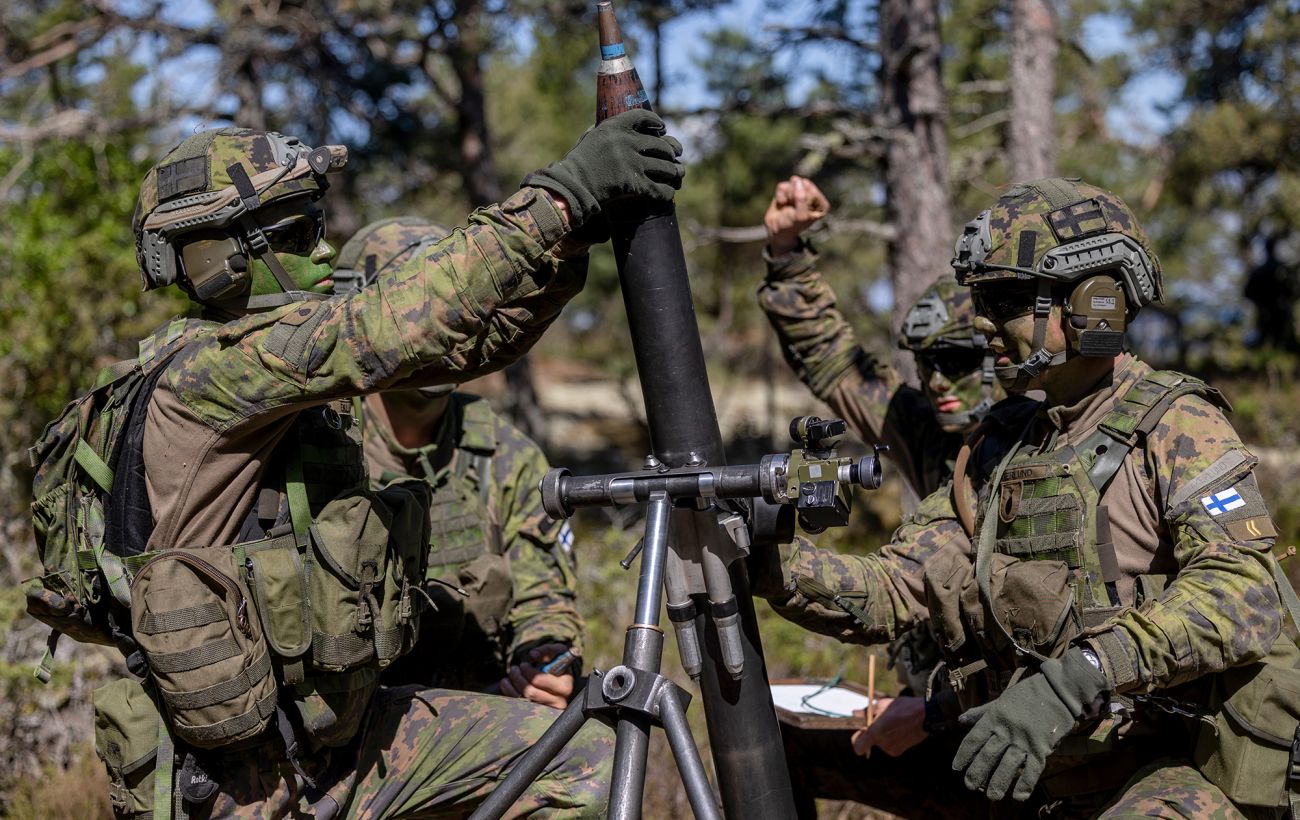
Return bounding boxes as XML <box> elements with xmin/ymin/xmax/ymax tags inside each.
<box><xmin>180</xmin><ymin>235</ymin><xmax>251</xmax><ymax>302</ymax></box>
<box><xmin>1064</xmin><ymin>275</ymin><xmax>1127</xmax><ymax>357</ymax></box>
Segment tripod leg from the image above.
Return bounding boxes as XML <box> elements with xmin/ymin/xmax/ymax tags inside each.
<box><xmin>468</xmin><ymin>692</ymin><xmax>591</xmax><ymax>820</ymax></box>
<box><xmin>659</xmin><ymin>685</ymin><xmax>722</xmax><ymax>820</ymax></box>
<box><xmin>609</xmin><ymin>710</ymin><xmax>653</xmax><ymax>820</ymax></box>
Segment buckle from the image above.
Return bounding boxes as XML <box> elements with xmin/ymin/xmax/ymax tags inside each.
<box><xmin>1021</xmin><ymin>348</ymin><xmax>1053</xmax><ymax>376</ymax></box>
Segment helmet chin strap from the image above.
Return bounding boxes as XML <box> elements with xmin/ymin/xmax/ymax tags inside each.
<box><xmin>997</xmin><ymin>279</ymin><xmax>1068</xmax><ymax>393</ymax></box>
<box><xmin>227</xmin><ymin>162</ymin><xmax>305</xmax><ymax>296</ymax></box>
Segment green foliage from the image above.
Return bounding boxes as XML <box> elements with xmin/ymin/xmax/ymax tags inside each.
<box><xmin>0</xmin><ymin>138</ymin><xmax>185</xmax><ymax>516</ymax></box>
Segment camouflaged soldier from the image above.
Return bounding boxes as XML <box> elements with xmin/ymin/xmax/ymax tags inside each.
<box><xmin>760</xmin><ymin>175</ymin><xmax>1000</xmax><ymax>818</ymax></box>
<box><xmin>760</xmin><ymin>175</ymin><xmax>1004</xmax><ymax>497</ymax></box>
<box><xmin>754</xmin><ymin>178</ymin><xmax>1300</xmax><ymax>818</ymax></box>
<box><xmin>60</xmin><ymin>113</ymin><xmax>685</xmax><ymax>819</ymax></box>
<box><xmin>333</xmin><ymin>218</ymin><xmax>584</xmax><ymax>710</ymax></box>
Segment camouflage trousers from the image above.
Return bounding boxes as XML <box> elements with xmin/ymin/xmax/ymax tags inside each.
<box><xmin>1097</xmin><ymin>760</ymin><xmax>1283</xmax><ymax>820</ymax></box>
<box><xmin>982</xmin><ymin>756</ymin><xmax>1285</xmax><ymax>820</ymax></box>
<box><xmin>187</xmin><ymin>685</ymin><xmax>613</xmax><ymax>819</ymax></box>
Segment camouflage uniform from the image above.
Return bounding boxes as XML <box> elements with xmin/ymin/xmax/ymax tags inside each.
<box><xmin>336</xmin><ymin>219</ymin><xmax>584</xmax><ymax>693</ymax></box>
<box><xmin>90</xmin><ymin>129</ymin><xmax>615</xmax><ymax>818</ymax></box>
<box><xmin>365</xmin><ymin>392</ymin><xmax>585</xmax><ymax>691</ymax></box>
<box><xmin>756</xmin><ymin>179</ymin><xmax>1295</xmax><ymax>818</ymax></box>
<box><xmin>759</xmin><ymin>246</ymin><xmax>995</xmax><ymax>817</ymax></box>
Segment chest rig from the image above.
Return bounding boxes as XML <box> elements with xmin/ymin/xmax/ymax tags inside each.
<box><xmin>369</xmin><ymin>395</ymin><xmax>515</xmax><ymax>689</ymax></box>
<box><xmin>373</xmin><ymin>394</ymin><xmax>502</xmax><ymax>570</ymax></box>
<box><xmin>937</xmin><ymin>371</ymin><xmax>1226</xmax><ymax>698</ymax></box>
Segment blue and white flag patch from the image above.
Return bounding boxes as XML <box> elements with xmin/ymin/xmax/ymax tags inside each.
<box><xmin>1202</xmin><ymin>488</ymin><xmax>1246</xmax><ymax>517</ymax></box>
<box><xmin>558</xmin><ymin>522</ymin><xmax>575</xmax><ymax>554</ymax></box>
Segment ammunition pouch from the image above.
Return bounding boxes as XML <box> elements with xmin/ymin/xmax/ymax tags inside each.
<box><xmin>1195</xmin><ymin>639</ymin><xmax>1300</xmax><ymax>809</ymax></box>
<box><xmin>94</xmin><ymin>678</ymin><xmax>164</xmax><ymax>818</ymax></box>
<box><xmin>924</xmin><ymin>548</ymin><xmax>1080</xmax><ymax>706</ymax></box>
<box><xmin>130</xmin><ymin>548</ymin><xmax>278</xmax><ymax>749</ymax></box>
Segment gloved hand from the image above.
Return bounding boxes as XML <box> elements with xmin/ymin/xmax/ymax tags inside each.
<box><xmin>952</xmin><ymin>647</ymin><xmax>1109</xmax><ymax>802</ymax></box>
<box><xmin>523</xmin><ymin>109</ymin><xmax>684</xmax><ymax>233</ymax></box>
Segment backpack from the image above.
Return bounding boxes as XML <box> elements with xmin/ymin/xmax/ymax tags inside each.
<box><xmin>26</xmin><ymin>317</ymin><xmax>211</xmax><ymax>682</ymax></box>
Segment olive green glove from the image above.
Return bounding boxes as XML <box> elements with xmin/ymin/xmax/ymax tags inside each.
<box><xmin>952</xmin><ymin>648</ymin><xmax>1109</xmax><ymax>802</ymax></box>
<box><xmin>523</xmin><ymin>109</ymin><xmax>685</xmax><ymax>236</ymax></box>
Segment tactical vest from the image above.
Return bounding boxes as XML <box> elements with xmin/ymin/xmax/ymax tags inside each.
<box><xmin>369</xmin><ymin>395</ymin><xmax>515</xmax><ymax>689</ymax></box>
<box><xmin>931</xmin><ymin>370</ymin><xmax>1300</xmax><ymax>811</ymax></box>
<box><xmin>30</xmin><ymin>319</ymin><xmax>432</xmax><ymax>818</ymax></box>
<box><xmin>931</xmin><ymin>371</ymin><xmax>1227</xmax><ymax>697</ymax></box>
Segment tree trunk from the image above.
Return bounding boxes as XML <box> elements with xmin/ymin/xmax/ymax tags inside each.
<box><xmin>445</xmin><ymin>4</ymin><xmax>546</xmax><ymax>444</ymax></box>
<box><xmin>879</xmin><ymin>0</ymin><xmax>953</xmax><ymax>384</ymax></box>
<box><xmin>1007</xmin><ymin>0</ymin><xmax>1058</xmax><ymax>181</ymax></box>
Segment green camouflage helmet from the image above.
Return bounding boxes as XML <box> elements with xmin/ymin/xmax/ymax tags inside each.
<box><xmin>333</xmin><ymin>217</ymin><xmax>453</xmax><ymax>295</ymax></box>
<box><xmin>899</xmin><ymin>275</ymin><xmax>985</xmax><ymax>353</ymax></box>
<box><xmin>951</xmin><ymin>177</ymin><xmax>1164</xmax><ymax>315</ymax></box>
<box><xmin>899</xmin><ymin>275</ymin><xmax>996</xmax><ymax>427</ymax></box>
<box><xmin>133</xmin><ymin>127</ymin><xmax>347</xmax><ymax>297</ymax></box>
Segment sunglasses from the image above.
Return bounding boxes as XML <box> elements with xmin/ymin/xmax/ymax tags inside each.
<box><xmin>260</xmin><ymin>211</ymin><xmax>326</xmax><ymax>255</ymax></box>
<box><xmin>918</xmin><ymin>347</ymin><xmax>987</xmax><ymax>380</ymax></box>
<box><xmin>970</xmin><ymin>283</ymin><xmax>1041</xmax><ymax>324</ymax></box>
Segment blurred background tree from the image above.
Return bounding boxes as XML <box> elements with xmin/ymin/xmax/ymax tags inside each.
<box><xmin>2</xmin><ymin>0</ymin><xmax>1298</xmax><ymax>815</ymax></box>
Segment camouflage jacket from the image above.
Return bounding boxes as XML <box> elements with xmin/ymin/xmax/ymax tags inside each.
<box><xmin>761</xmin><ymin>355</ymin><xmax>1284</xmax><ymax>697</ymax></box>
<box><xmin>141</xmin><ymin>188</ymin><xmax>581</xmax><ymax>553</ymax></box>
<box><xmin>757</xmin><ymin>241</ymin><xmax>961</xmax><ymax>498</ymax></box>
<box><xmin>363</xmin><ymin>393</ymin><xmax>583</xmax><ymax>688</ymax></box>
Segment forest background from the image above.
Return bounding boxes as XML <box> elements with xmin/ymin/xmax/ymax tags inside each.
<box><xmin>1</xmin><ymin>0</ymin><xmax>1297</xmax><ymax>817</ymax></box>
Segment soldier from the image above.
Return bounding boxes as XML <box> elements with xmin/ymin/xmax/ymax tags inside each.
<box><xmin>760</xmin><ymin>175</ymin><xmax>1001</xmax><ymax>497</ymax></box>
<box><xmin>759</xmin><ymin>175</ymin><xmax>1003</xmax><ymax>817</ymax></box>
<box><xmin>753</xmin><ymin>178</ymin><xmax>1300</xmax><ymax>817</ymax></box>
<box><xmin>57</xmin><ymin>112</ymin><xmax>684</xmax><ymax>818</ymax></box>
<box><xmin>332</xmin><ymin>218</ymin><xmax>583</xmax><ymax>710</ymax></box>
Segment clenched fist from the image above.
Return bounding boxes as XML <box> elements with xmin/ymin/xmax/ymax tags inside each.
<box><xmin>764</xmin><ymin>175</ymin><xmax>830</xmax><ymax>255</ymax></box>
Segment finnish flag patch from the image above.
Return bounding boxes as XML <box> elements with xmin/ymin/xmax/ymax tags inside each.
<box><xmin>558</xmin><ymin>522</ymin><xmax>575</xmax><ymax>554</ymax></box>
<box><xmin>1202</xmin><ymin>488</ymin><xmax>1246</xmax><ymax>517</ymax></box>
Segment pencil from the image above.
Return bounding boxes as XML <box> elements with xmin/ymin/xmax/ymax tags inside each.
<box><xmin>866</xmin><ymin>654</ymin><xmax>877</xmax><ymax>728</ymax></box>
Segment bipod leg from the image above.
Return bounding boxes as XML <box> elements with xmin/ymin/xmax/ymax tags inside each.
<box><xmin>467</xmin><ymin>690</ymin><xmax>591</xmax><ymax>820</ymax></box>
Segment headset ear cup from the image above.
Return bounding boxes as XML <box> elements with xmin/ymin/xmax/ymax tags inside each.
<box><xmin>1068</xmin><ymin>276</ymin><xmax>1127</xmax><ymax>357</ymax></box>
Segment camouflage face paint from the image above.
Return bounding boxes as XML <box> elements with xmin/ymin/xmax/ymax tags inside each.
<box><xmin>249</xmin><ymin>238</ymin><xmax>336</xmax><ymax>296</ymax></box>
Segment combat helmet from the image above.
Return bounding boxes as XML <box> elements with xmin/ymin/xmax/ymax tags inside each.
<box><xmin>951</xmin><ymin>177</ymin><xmax>1163</xmax><ymax>389</ymax></box>
<box><xmin>332</xmin><ymin>217</ymin><xmax>453</xmax><ymax>295</ymax></box>
<box><xmin>899</xmin><ymin>275</ymin><xmax>996</xmax><ymax>428</ymax></box>
<box><xmin>133</xmin><ymin>127</ymin><xmax>347</xmax><ymax>307</ymax></box>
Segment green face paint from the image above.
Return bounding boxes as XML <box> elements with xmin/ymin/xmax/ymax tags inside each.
<box><xmin>248</xmin><ymin>240</ymin><xmax>337</xmax><ymax>296</ymax></box>
<box><xmin>246</xmin><ymin>202</ymin><xmax>337</xmax><ymax>296</ymax></box>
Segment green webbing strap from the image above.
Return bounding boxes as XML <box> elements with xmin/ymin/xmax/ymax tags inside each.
<box><xmin>284</xmin><ymin>450</ymin><xmax>312</xmax><ymax>548</ymax></box>
<box><xmin>1271</xmin><ymin>554</ymin><xmax>1300</xmax><ymax>641</ymax></box>
<box><xmin>153</xmin><ymin>711</ymin><xmax>175</xmax><ymax>820</ymax></box>
<box><xmin>75</xmin><ymin>438</ymin><xmax>115</xmax><ymax>493</ymax></box>
<box><xmin>77</xmin><ymin>548</ymin><xmax>155</xmax><ymax>574</ymax></box>
<box><xmin>94</xmin><ymin>541</ymin><xmax>135</xmax><ymax>609</ymax></box>
<box><xmin>147</xmin><ymin>638</ymin><xmax>240</xmax><ymax>674</ymax></box>
<box><xmin>165</xmin><ymin>652</ymin><xmax>272</xmax><ymax>710</ymax></box>
<box><xmin>136</xmin><ymin>602</ymin><xmax>227</xmax><ymax>635</ymax></box>
<box><xmin>181</xmin><ymin>688</ymin><xmax>278</xmax><ymax>744</ymax></box>
<box><xmin>34</xmin><ymin>630</ymin><xmax>59</xmax><ymax>683</ymax></box>
<box><xmin>94</xmin><ymin>358</ymin><xmax>138</xmax><ymax>389</ymax></box>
